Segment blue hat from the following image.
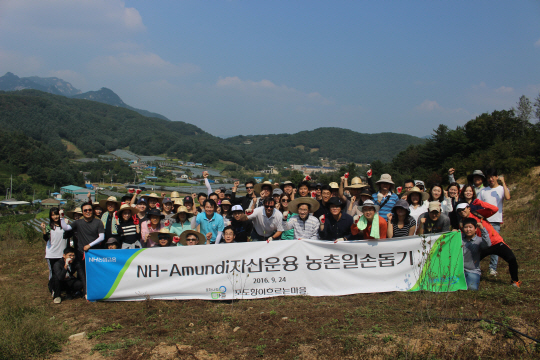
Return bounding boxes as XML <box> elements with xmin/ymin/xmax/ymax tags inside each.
<box><xmin>137</xmin><ymin>198</ymin><xmax>147</xmax><ymax>205</ymax></box>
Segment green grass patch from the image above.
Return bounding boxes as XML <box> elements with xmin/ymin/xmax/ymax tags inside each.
<box><xmin>87</xmin><ymin>323</ymin><xmax>123</xmax><ymax>339</ymax></box>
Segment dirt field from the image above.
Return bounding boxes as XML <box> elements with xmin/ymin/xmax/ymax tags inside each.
<box><xmin>1</xmin><ymin>171</ymin><xmax>539</xmax><ymax>359</ymax></box>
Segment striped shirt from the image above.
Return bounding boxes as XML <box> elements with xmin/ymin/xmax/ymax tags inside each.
<box><xmin>390</xmin><ymin>216</ymin><xmax>416</xmax><ymax>238</ymax></box>
<box><xmin>282</xmin><ymin>214</ymin><xmax>320</xmax><ymax>240</ymax></box>
<box><xmin>372</xmin><ymin>192</ymin><xmax>399</xmax><ymax>220</ymax></box>
<box><xmin>117</xmin><ymin>220</ymin><xmax>140</xmax><ymax>244</ymax></box>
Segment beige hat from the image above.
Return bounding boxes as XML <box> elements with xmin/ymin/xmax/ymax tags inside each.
<box><xmin>117</xmin><ymin>203</ymin><xmax>139</xmax><ymax>216</ymax></box>
<box><xmin>345</xmin><ymin>177</ymin><xmax>368</xmax><ymax>189</ymax></box>
<box><xmin>66</xmin><ymin>207</ymin><xmax>83</xmax><ymax>220</ymax></box>
<box><xmin>287</xmin><ymin>197</ymin><xmax>320</xmax><ymax>214</ymax></box>
<box><xmin>253</xmin><ymin>181</ymin><xmax>277</xmax><ymax>195</ymax></box>
<box><xmin>149</xmin><ymin>227</ymin><xmax>173</xmax><ymax>245</ymax></box>
<box><xmin>428</xmin><ymin>201</ymin><xmax>441</xmax><ymax>212</ymax></box>
<box><xmin>403</xmin><ymin>187</ymin><xmax>429</xmax><ymax>202</ymax></box>
<box><xmin>141</xmin><ymin>193</ymin><xmax>163</xmax><ymax>203</ymax></box>
<box><xmin>376</xmin><ymin>174</ymin><xmax>395</xmax><ymax>186</ymax></box>
<box><xmin>98</xmin><ymin>196</ymin><xmax>121</xmax><ymax>210</ymax></box>
<box><xmin>170</xmin><ymin>191</ymin><xmax>181</xmax><ymax>199</ymax></box>
<box><xmin>179</xmin><ymin>230</ymin><xmax>206</xmax><ymax>246</ymax></box>
<box><xmin>173</xmin><ymin>205</ymin><xmax>193</xmax><ymax>220</ymax></box>
<box><xmin>329</xmin><ymin>182</ymin><xmax>339</xmax><ymax>189</ymax></box>
<box><xmin>220</xmin><ymin>199</ymin><xmax>232</xmax><ymax>206</ymax></box>
<box><xmin>173</xmin><ymin>198</ymin><xmax>184</xmax><ymax>207</ymax></box>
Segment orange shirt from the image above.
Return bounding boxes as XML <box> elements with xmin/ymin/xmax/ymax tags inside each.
<box><xmin>363</xmin><ymin>216</ymin><xmax>388</xmax><ymax>240</ymax></box>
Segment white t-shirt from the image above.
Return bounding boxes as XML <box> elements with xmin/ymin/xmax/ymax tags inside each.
<box><xmin>409</xmin><ymin>201</ymin><xmax>429</xmax><ymax>227</ymax></box>
<box><xmin>477</xmin><ymin>186</ymin><xmax>505</xmax><ymax>223</ymax></box>
<box><xmin>45</xmin><ymin>226</ymin><xmax>67</xmax><ymax>258</ymax></box>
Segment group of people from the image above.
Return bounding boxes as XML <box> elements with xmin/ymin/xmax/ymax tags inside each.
<box><xmin>41</xmin><ymin>167</ymin><xmax>520</xmax><ymax>303</ymax></box>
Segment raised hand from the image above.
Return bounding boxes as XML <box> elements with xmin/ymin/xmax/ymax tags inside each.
<box><xmin>386</xmin><ymin>213</ymin><xmax>393</xmax><ymax>222</ymax></box>
<box><xmin>448</xmin><ymin>168</ymin><xmax>455</xmax><ymax>175</ymax></box>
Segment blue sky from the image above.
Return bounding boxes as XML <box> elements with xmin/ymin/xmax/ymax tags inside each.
<box><xmin>0</xmin><ymin>0</ymin><xmax>538</xmax><ymax>137</ymax></box>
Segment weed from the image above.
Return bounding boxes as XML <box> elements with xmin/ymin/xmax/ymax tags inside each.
<box><xmin>480</xmin><ymin>320</ymin><xmax>500</xmax><ymax>335</ymax></box>
<box><xmin>255</xmin><ymin>344</ymin><xmax>267</xmax><ymax>357</ymax></box>
<box><xmin>91</xmin><ymin>339</ymin><xmax>140</xmax><ymax>356</ymax></box>
<box><xmin>87</xmin><ymin>323</ymin><xmax>123</xmax><ymax>339</ymax></box>
<box><xmin>383</xmin><ymin>335</ymin><xmax>393</xmax><ymax>343</ymax></box>
<box><xmin>269</xmin><ymin>310</ymin><xmax>277</xmax><ymax>316</ymax></box>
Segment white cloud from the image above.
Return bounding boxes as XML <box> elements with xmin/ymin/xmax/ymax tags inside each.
<box><xmin>87</xmin><ymin>52</ymin><xmax>201</xmax><ymax>78</ymax></box>
<box><xmin>0</xmin><ymin>0</ymin><xmax>145</xmax><ymax>43</ymax></box>
<box><xmin>535</xmin><ymin>38</ymin><xmax>540</xmax><ymax>48</ymax></box>
<box><xmin>416</xmin><ymin>100</ymin><xmax>442</xmax><ymax>112</ymax></box>
<box><xmin>215</xmin><ymin>76</ymin><xmax>333</xmax><ymax>105</ymax></box>
<box><xmin>0</xmin><ymin>48</ymin><xmax>42</xmax><ymax>75</ymax></box>
<box><xmin>495</xmin><ymin>86</ymin><xmax>514</xmax><ymax>94</ymax></box>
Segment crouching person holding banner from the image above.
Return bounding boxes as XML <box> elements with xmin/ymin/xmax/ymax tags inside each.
<box><xmin>456</xmin><ymin>200</ymin><xmax>521</xmax><ymax>288</ymax></box>
<box><xmin>281</xmin><ymin>198</ymin><xmax>320</xmax><ymax>240</ymax></box>
<box><xmin>461</xmin><ymin>217</ymin><xmax>491</xmax><ymax>290</ymax></box>
<box><xmin>50</xmin><ymin>247</ymin><xmax>84</xmax><ymax>304</ymax></box>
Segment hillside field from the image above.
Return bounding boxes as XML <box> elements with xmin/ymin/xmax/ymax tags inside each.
<box><xmin>1</xmin><ymin>169</ymin><xmax>539</xmax><ymax>359</ymax></box>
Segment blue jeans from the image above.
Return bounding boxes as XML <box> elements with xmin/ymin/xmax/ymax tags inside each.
<box><xmin>490</xmin><ymin>222</ymin><xmax>501</xmax><ymax>271</ymax></box>
<box><xmin>465</xmin><ymin>271</ymin><xmax>481</xmax><ymax>291</ymax></box>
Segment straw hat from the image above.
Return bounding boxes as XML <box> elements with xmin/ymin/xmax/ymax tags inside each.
<box><xmin>358</xmin><ymin>199</ymin><xmax>380</xmax><ymax>212</ymax></box>
<box><xmin>98</xmin><ymin>196</ymin><xmax>121</xmax><ymax>210</ymax></box>
<box><xmin>170</xmin><ymin>191</ymin><xmax>181</xmax><ymax>199</ymax></box>
<box><xmin>345</xmin><ymin>177</ymin><xmax>368</xmax><ymax>189</ymax></box>
<box><xmin>173</xmin><ymin>205</ymin><xmax>193</xmax><ymax>221</ymax></box>
<box><xmin>280</xmin><ymin>181</ymin><xmax>296</xmax><ymax>191</ymax></box>
<box><xmin>117</xmin><ymin>203</ymin><xmax>139</xmax><ymax>216</ymax></box>
<box><xmin>149</xmin><ymin>228</ymin><xmax>173</xmax><ymax>246</ymax></box>
<box><xmin>141</xmin><ymin>193</ymin><xmax>163</xmax><ymax>203</ymax></box>
<box><xmin>329</xmin><ymin>182</ymin><xmax>339</xmax><ymax>189</ymax></box>
<box><xmin>253</xmin><ymin>181</ymin><xmax>277</xmax><ymax>195</ymax></box>
<box><xmin>220</xmin><ymin>199</ymin><xmax>232</xmax><ymax>207</ymax></box>
<box><xmin>403</xmin><ymin>187</ymin><xmax>429</xmax><ymax>202</ymax></box>
<box><xmin>65</xmin><ymin>207</ymin><xmax>82</xmax><ymax>220</ymax></box>
<box><xmin>287</xmin><ymin>197</ymin><xmax>320</xmax><ymax>214</ymax></box>
<box><xmin>179</xmin><ymin>230</ymin><xmax>206</xmax><ymax>246</ymax></box>
<box><xmin>173</xmin><ymin>198</ymin><xmax>184</xmax><ymax>209</ymax></box>
<box><xmin>375</xmin><ymin>174</ymin><xmax>395</xmax><ymax>185</ymax></box>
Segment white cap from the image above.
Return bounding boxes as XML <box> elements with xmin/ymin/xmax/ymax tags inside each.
<box><xmin>231</xmin><ymin>205</ymin><xmax>244</xmax><ymax>212</ymax></box>
<box><xmin>456</xmin><ymin>203</ymin><xmax>469</xmax><ymax>211</ymax></box>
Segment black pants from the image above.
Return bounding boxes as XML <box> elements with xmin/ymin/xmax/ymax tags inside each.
<box><xmin>480</xmin><ymin>243</ymin><xmax>519</xmax><ymax>282</ymax></box>
<box><xmin>49</xmin><ymin>276</ymin><xmax>83</xmax><ymax>298</ymax></box>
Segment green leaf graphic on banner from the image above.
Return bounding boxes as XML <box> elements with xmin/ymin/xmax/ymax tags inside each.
<box><xmin>103</xmin><ymin>249</ymin><xmax>146</xmax><ymax>300</ymax></box>
<box><xmin>408</xmin><ymin>232</ymin><xmax>467</xmax><ymax>292</ymax></box>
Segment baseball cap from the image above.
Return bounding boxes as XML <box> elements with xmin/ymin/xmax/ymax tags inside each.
<box><xmin>183</xmin><ymin>196</ymin><xmax>193</xmax><ymax>204</ymax></box>
<box><xmin>137</xmin><ymin>198</ymin><xmax>147</xmax><ymax>205</ymax></box>
<box><xmin>456</xmin><ymin>202</ymin><xmax>469</xmax><ymax>211</ymax></box>
<box><xmin>428</xmin><ymin>201</ymin><xmax>441</xmax><ymax>212</ymax></box>
<box><xmin>219</xmin><ymin>186</ymin><xmax>226</xmax><ymax>192</ymax></box>
<box><xmin>162</xmin><ymin>197</ymin><xmax>173</xmax><ymax>204</ymax></box>
<box><xmin>273</xmin><ymin>188</ymin><xmax>283</xmax><ymax>196</ymax></box>
<box><xmin>231</xmin><ymin>205</ymin><xmax>244</xmax><ymax>212</ymax></box>
<box><xmin>414</xmin><ymin>180</ymin><xmax>425</xmax><ymax>187</ymax></box>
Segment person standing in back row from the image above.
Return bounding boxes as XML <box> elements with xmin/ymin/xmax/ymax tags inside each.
<box><xmin>477</xmin><ymin>168</ymin><xmax>511</xmax><ymax>276</ymax></box>
<box><xmin>372</xmin><ymin>174</ymin><xmax>399</xmax><ymax>221</ymax></box>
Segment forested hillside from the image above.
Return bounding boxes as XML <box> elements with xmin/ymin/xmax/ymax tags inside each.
<box><xmin>225</xmin><ymin>128</ymin><xmax>424</xmax><ymax>164</ymax></box>
<box><xmin>0</xmin><ymin>90</ymin><xmax>424</xmax><ymax>169</ymax></box>
<box><xmin>369</xmin><ymin>109</ymin><xmax>540</xmax><ymax>187</ymax></box>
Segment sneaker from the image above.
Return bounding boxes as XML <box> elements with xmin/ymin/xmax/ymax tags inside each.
<box><xmin>489</xmin><ymin>269</ymin><xmax>497</xmax><ymax>276</ymax></box>
<box><xmin>53</xmin><ymin>297</ymin><xmax>62</xmax><ymax>304</ymax></box>
<box><xmin>512</xmin><ymin>281</ymin><xmax>522</xmax><ymax>288</ymax></box>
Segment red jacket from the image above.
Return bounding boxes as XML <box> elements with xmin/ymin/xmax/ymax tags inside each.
<box><xmin>468</xmin><ymin>199</ymin><xmax>505</xmax><ymax>246</ymax></box>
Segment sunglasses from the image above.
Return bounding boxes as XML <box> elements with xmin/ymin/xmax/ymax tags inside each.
<box><xmin>82</xmin><ymin>209</ymin><xmax>93</xmax><ymax>212</ymax></box>
<box><xmin>264</xmin><ymin>205</ymin><xmax>274</xmax><ymax>208</ymax></box>
<box><xmin>246</xmin><ymin>186</ymin><xmax>254</xmax><ymax>189</ymax></box>
<box><xmin>281</xmin><ymin>199</ymin><xmax>289</xmax><ymax>203</ymax></box>
<box><xmin>158</xmin><ymin>236</ymin><xmax>169</xmax><ymax>240</ymax></box>
<box><xmin>186</xmin><ymin>238</ymin><xmax>198</xmax><ymax>242</ymax></box>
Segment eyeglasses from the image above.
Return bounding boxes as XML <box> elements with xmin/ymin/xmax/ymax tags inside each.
<box><xmin>281</xmin><ymin>199</ymin><xmax>289</xmax><ymax>203</ymax></box>
<box><xmin>246</xmin><ymin>187</ymin><xmax>254</xmax><ymax>189</ymax></box>
<box><xmin>82</xmin><ymin>209</ymin><xmax>93</xmax><ymax>212</ymax></box>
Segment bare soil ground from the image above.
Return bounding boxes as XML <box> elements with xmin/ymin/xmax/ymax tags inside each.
<box><xmin>1</xmin><ymin>170</ymin><xmax>540</xmax><ymax>359</ymax></box>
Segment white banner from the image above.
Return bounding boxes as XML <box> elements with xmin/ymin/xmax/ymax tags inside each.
<box><xmin>86</xmin><ymin>232</ymin><xmax>466</xmax><ymax>301</ymax></box>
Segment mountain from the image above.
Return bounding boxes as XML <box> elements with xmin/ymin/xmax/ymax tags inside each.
<box><xmin>0</xmin><ymin>72</ymin><xmax>81</xmax><ymax>96</ymax></box>
<box><xmin>0</xmin><ymin>72</ymin><xmax>170</xmax><ymax>121</ymax></box>
<box><xmin>72</xmin><ymin>87</ymin><xmax>170</xmax><ymax>121</ymax></box>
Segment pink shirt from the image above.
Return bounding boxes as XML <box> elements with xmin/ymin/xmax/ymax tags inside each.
<box><xmin>141</xmin><ymin>220</ymin><xmax>164</xmax><ymax>247</ymax></box>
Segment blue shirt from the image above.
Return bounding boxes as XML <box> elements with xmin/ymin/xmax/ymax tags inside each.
<box><xmin>372</xmin><ymin>192</ymin><xmax>399</xmax><ymax>221</ymax></box>
<box><xmin>195</xmin><ymin>212</ymin><xmax>224</xmax><ymax>244</ymax></box>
